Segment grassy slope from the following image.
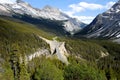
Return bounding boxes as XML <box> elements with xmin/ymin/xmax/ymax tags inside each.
<box><xmin>0</xmin><ymin>16</ymin><xmax>56</xmax><ymax>39</ymax></box>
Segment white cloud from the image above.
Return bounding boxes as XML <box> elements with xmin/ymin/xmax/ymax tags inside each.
<box><xmin>64</xmin><ymin>1</ymin><xmax>115</xmax><ymax>24</ymax></box>
<box><xmin>73</xmin><ymin>15</ymin><xmax>95</xmax><ymax>24</ymax></box>
<box><xmin>68</xmin><ymin>1</ymin><xmax>115</xmax><ymax>13</ymax></box>
<box><xmin>69</xmin><ymin>4</ymin><xmax>85</xmax><ymax>12</ymax></box>
<box><xmin>64</xmin><ymin>11</ymin><xmax>75</xmax><ymax>17</ymax></box>
<box><xmin>105</xmin><ymin>1</ymin><xmax>116</xmax><ymax>9</ymax></box>
<box><xmin>78</xmin><ymin>2</ymin><xmax>103</xmax><ymax>10</ymax></box>
<box><xmin>0</xmin><ymin>0</ymin><xmax>16</xmax><ymax>4</ymax></box>
<box><xmin>63</xmin><ymin>10</ymin><xmax>95</xmax><ymax>24</ymax></box>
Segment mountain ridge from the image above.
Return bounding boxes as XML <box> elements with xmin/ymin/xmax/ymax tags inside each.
<box><xmin>79</xmin><ymin>0</ymin><xmax>120</xmax><ymax>39</ymax></box>
<box><xmin>0</xmin><ymin>0</ymin><xmax>86</xmax><ymax>35</ymax></box>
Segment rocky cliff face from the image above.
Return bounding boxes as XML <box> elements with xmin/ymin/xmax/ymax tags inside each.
<box><xmin>39</xmin><ymin>36</ymin><xmax>69</xmax><ymax>65</ymax></box>
<box><xmin>24</xmin><ymin>36</ymin><xmax>69</xmax><ymax>65</ymax></box>
<box><xmin>80</xmin><ymin>0</ymin><xmax>120</xmax><ymax>39</ymax></box>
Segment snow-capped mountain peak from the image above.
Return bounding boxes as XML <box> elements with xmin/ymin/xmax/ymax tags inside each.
<box><xmin>0</xmin><ymin>0</ymin><xmax>16</xmax><ymax>4</ymax></box>
<box><xmin>0</xmin><ymin>0</ymin><xmax>86</xmax><ymax>35</ymax></box>
<box><xmin>106</xmin><ymin>0</ymin><xmax>120</xmax><ymax>14</ymax></box>
<box><xmin>81</xmin><ymin>0</ymin><xmax>120</xmax><ymax>39</ymax></box>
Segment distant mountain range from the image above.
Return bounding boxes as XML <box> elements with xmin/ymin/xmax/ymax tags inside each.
<box><xmin>0</xmin><ymin>0</ymin><xmax>120</xmax><ymax>39</ymax></box>
<box><xmin>0</xmin><ymin>0</ymin><xmax>86</xmax><ymax>35</ymax></box>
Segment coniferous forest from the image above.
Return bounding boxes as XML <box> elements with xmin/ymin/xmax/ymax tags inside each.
<box><xmin>0</xmin><ymin>16</ymin><xmax>120</xmax><ymax>80</ymax></box>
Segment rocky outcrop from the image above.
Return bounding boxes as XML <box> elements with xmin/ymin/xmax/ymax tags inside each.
<box><xmin>96</xmin><ymin>51</ymin><xmax>109</xmax><ymax>61</ymax></box>
<box><xmin>39</xmin><ymin>36</ymin><xmax>69</xmax><ymax>65</ymax></box>
<box><xmin>23</xmin><ymin>36</ymin><xmax>69</xmax><ymax>65</ymax></box>
<box><xmin>26</xmin><ymin>49</ymin><xmax>50</xmax><ymax>61</ymax></box>
<box><xmin>100</xmin><ymin>51</ymin><xmax>109</xmax><ymax>58</ymax></box>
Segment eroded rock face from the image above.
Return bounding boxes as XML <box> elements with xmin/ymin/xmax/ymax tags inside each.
<box><xmin>39</xmin><ymin>36</ymin><xmax>69</xmax><ymax>65</ymax></box>
<box><xmin>26</xmin><ymin>49</ymin><xmax>49</xmax><ymax>61</ymax></box>
<box><xmin>21</xmin><ymin>36</ymin><xmax>69</xmax><ymax>65</ymax></box>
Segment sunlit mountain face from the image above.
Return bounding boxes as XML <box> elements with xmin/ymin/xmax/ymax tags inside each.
<box><xmin>0</xmin><ymin>0</ymin><xmax>86</xmax><ymax>35</ymax></box>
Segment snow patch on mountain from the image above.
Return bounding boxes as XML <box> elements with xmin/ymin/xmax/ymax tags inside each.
<box><xmin>64</xmin><ymin>20</ymin><xmax>81</xmax><ymax>35</ymax></box>
<box><xmin>0</xmin><ymin>0</ymin><xmax>86</xmax><ymax>34</ymax></box>
<box><xmin>82</xmin><ymin>0</ymin><xmax>120</xmax><ymax>39</ymax></box>
<box><xmin>0</xmin><ymin>5</ymin><xmax>9</xmax><ymax>12</ymax></box>
<box><xmin>0</xmin><ymin>0</ymin><xmax>16</xmax><ymax>4</ymax></box>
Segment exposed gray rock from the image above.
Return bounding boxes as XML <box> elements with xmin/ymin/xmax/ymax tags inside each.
<box><xmin>39</xmin><ymin>36</ymin><xmax>69</xmax><ymax>65</ymax></box>
<box><xmin>81</xmin><ymin>0</ymin><xmax>120</xmax><ymax>39</ymax></box>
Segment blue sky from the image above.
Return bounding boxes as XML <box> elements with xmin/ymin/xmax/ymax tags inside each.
<box><xmin>23</xmin><ymin>0</ymin><xmax>118</xmax><ymax>23</ymax></box>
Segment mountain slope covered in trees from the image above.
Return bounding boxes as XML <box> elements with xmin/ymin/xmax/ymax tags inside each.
<box><xmin>0</xmin><ymin>16</ymin><xmax>120</xmax><ymax>80</ymax></box>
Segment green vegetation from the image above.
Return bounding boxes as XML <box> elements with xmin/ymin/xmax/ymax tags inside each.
<box><xmin>28</xmin><ymin>56</ymin><xmax>107</xmax><ymax>80</ymax></box>
<box><xmin>64</xmin><ymin>63</ymin><xmax>106</xmax><ymax>80</ymax></box>
<box><xmin>33</xmin><ymin>57</ymin><xmax>64</xmax><ymax>80</ymax></box>
<box><xmin>0</xmin><ymin>17</ymin><xmax>50</xmax><ymax>80</ymax></box>
<box><xmin>93</xmin><ymin>40</ymin><xmax>120</xmax><ymax>80</ymax></box>
<box><xmin>60</xmin><ymin>38</ymin><xmax>107</xmax><ymax>62</ymax></box>
<box><xmin>0</xmin><ymin>16</ymin><xmax>120</xmax><ymax>80</ymax></box>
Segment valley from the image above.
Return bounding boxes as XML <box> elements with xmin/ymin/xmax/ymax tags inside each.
<box><xmin>0</xmin><ymin>0</ymin><xmax>120</xmax><ymax>80</ymax></box>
